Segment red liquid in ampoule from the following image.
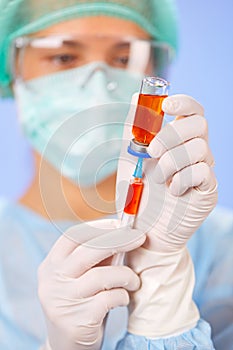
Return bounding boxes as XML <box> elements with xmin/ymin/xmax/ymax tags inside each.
<box><xmin>132</xmin><ymin>94</ymin><xmax>167</xmax><ymax>145</ymax></box>
<box><xmin>124</xmin><ymin>179</ymin><xmax>144</xmax><ymax>215</ymax></box>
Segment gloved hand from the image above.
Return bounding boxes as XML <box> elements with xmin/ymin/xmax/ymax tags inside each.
<box><xmin>38</xmin><ymin>218</ymin><xmax>146</xmax><ymax>350</ymax></box>
<box><xmin>116</xmin><ymin>94</ymin><xmax>218</xmax><ymax>338</ymax></box>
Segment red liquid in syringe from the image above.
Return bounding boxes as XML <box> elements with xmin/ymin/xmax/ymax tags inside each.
<box><xmin>123</xmin><ymin>178</ymin><xmax>144</xmax><ymax>215</ymax></box>
<box><xmin>132</xmin><ymin>94</ymin><xmax>167</xmax><ymax>145</ymax></box>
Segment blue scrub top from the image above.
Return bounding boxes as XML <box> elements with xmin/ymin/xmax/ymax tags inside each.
<box><xmin>0</xmin><ymin>198</ymin><xmax>232</xmax><ymax>349</ymax></box>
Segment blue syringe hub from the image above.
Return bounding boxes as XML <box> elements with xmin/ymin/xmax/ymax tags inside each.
<box><xmin>133</xmin><ymin>157</ymin><xmax>143</xmax><ymax>178</ymax></box>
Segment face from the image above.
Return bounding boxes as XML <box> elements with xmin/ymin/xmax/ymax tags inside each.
<box><xmin>14</xmin><ymin>16</ymin><xmax>172</xmax><ymax>193</ymax></box>
<box><xmin>16</xmin><ymin>16</ymin><xmax>151</xmax><ymax>80</ymax></box>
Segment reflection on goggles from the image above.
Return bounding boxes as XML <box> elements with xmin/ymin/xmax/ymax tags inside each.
<box><xmin>13</xmin><ymin>35</ymin><xmax>174</xmax><ymax>81</ymax></box>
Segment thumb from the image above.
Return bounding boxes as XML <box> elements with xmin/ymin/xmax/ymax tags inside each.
<box><xmin>162</xmin><ymin>94</ymin><xmax>204</xmax><ymax>117</ymax></box>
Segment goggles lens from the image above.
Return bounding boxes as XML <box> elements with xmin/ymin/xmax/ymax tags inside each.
<box><xmin>12</xmin><ymin>35</ymin><xmax>173</xmax><ymax>81</ymax></box>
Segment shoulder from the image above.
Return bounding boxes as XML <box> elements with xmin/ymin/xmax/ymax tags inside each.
<box><xmin>188</xmin><ymin>205</ymin><xmax>233</xmax><ymax>269</ymax></box>
<box><xmin>0</xmin><ymin>196</ymin><xmax>35</xmax><ymax>237</ymax></box>
<box><xmin>190</xmin><ymin>205</ymin><xmax>233</xmax><ymax>250</ymax></box>
<box><xmin>0</xmin><ymin>196</ymin><xmax>30</xmax><ymax>223</ymax></box>
<box><xmin>0</xmin><ymin>196</ymin><xmax>68</xmax><ymax>259</ymax></box>
<box><xmin>201</xmin><ymin>205</ymin><xmax>233</xmax><ymax>237</ymax></box>
<box><xmin>0</xmin><ymin>196</ymin><xmax>15</xmax><ymax>220</ymax></box>
<box><xmin>189</xmin><ymin>206</ymin><xmax>233</xmax><ymax>300</ymax></box>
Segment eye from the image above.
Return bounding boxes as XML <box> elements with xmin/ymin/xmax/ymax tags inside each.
<box><xmin>111</xmin><ymin>55</ymin><xmax>130</xmax><ymax>69</ymax></box>
<box><xmin>49</xmin><ymin>54</ymin><xmax>79</xmax><ymax>66</ymax></box>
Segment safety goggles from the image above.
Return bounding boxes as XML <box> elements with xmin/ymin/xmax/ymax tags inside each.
<box><xmin>11</xmin><ymin>34</ymin><xmax>174</xmax><ymax>81</ymax></box>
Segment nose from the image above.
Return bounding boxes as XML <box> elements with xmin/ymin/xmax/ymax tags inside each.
<box><xmin>81</xmin><ymin>62</ymin><xmax>118</xmax><ymax>92</ymax></box>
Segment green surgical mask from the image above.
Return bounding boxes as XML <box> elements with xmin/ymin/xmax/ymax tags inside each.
<box><xmin>14</xmin><ymin>62</ymin><xmax>143</xmax><ymax>187</ymax></box>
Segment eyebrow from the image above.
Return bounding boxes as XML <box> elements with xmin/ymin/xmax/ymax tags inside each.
<box><xmin>62</xmin><ymin>40</ymin><xmax>130</xmax><ymax>49</ymax></box>
<box><xmin>61</xmin><ymin>40</ymin><xmax>86</xmax><ymax>49</ymax></box>
<box><xmin>110</xmin><ymin>42</ymin><xmax>131</xmax><ymax>49</ymax></box>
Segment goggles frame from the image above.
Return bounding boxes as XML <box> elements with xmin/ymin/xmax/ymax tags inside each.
<box><xmin>11</xmin><ymin>34</ymin><xmax>174</xmax><ymax>82</ymax></box>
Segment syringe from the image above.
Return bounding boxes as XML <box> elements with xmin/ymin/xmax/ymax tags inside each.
<box><xmin>112</xmin><ymin>76</ymin><xmax>169</xmax><ymax>265</ymax></box>
<box><xmin>120</xmin><ymin>157</ymin><xmax>144</xmax><ymax>227</ymax></box>
<box><xmin>112</xmin><ymin>157</ymin><xmax>144</xmax><ymax>265</ymax></box>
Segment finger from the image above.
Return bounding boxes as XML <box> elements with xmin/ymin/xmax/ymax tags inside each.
<box><xmin>61</xmin><ymin>227</ymin><xmax>146</xmax><ymax>277</ymax></box>
<box><xmin>148</xmin><ymin>115</ymin><xmax>208</xmax><ymax>158</ymax></box>
<box><xmin>47</xmin><ymin>219</ymin><xmax>119</xmax><ymax>263</ymax></box>
<box><xmin>45</xmin><ymin>229</ymin><xmax>81</xmax><ymax>263</ymax></box>
<box><xmin>94</xmin><ymin>288</ymin><xmax>130</xmax><ymax>322</ymax></box>
<box><xmin>64</xmin><ymin>218</ymin><xmax>119</xmax><ymax>245</ymax></box>
<box><xmin>162</xmin><ymin>94</ymin><xmax>204</xmax><ymax>117</ymax></box>
<box><xmin>153</xmin><ymin>138</ymin><xmax>215</xmax><ymax>184</ymax></box>
<box><xmin>72</xmin><ymin>266</ymin><xmax>140</xmax><ymax>298</ymax></box>
<box><xmin>169</xmin><ymin>162</ymin><xmax>217</xmax><ymax>196</ymax></box>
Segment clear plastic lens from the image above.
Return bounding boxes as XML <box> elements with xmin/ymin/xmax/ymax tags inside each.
<box><xmin>12</xmin><ymin>35</ymin><xmax>173</xmax><ymax>81</ymax></box>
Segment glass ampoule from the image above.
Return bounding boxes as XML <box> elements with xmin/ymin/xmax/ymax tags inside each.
<box><xmin>132</xmin><ymin>76</ymin><xmax>169</xmax><ymax>146</ymax></box>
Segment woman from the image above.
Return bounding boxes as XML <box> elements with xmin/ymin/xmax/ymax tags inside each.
<box><xmin>0</xmin><ymin>1</ymin><xmax>232</xmax><ymax>349</ymax></box>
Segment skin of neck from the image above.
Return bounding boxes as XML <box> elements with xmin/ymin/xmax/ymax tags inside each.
<box><xmin>19</xmin><ymin>151</ymin><xmax>117</xmax><ymax>221</ymax></box>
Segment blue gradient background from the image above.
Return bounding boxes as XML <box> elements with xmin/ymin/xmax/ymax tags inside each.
<box><xmin>0</xmin><ymin>0</ymin><xmax>232</xmax><ymax>208</ymax></box>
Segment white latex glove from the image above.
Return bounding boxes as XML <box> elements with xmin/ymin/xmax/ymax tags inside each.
<box><xmin>38</xmin><ymin>218</ymin><xmax>146</xmax><ymax>350</ymax></box>
<box><xmin>116</xmin><ymin>94</ymin><xmax>218</xmax><ymax>338</ymax></box>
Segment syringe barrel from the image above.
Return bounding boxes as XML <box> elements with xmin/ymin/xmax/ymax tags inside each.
<box><xmin>123</xmin><ymin>178</ymin><xmax>144</xmax><ymax>216</ymax></box>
